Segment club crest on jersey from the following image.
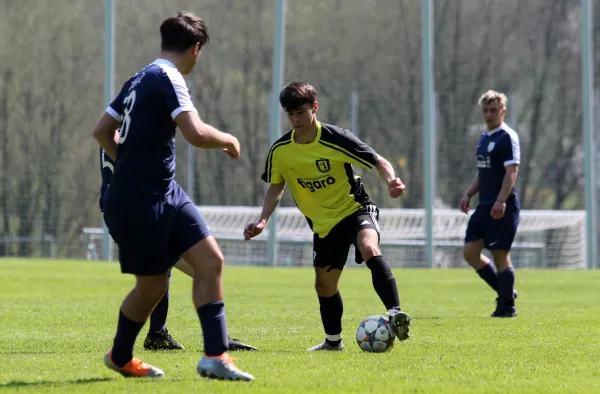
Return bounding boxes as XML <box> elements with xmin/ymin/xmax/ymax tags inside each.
<box><xmin>316</xmin><ymin>158</ymin><xmax>331</xmax><ymax>173</ymax></box>
<box><xmin>487</xmin><ymin>142</ymin><xmax>496</xmax><ymax>152</ymax></box>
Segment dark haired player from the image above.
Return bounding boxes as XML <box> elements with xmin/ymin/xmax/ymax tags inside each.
<box><xmin>93</xmin><ymin>11</ymin><xmax>253</xmax><ymax>380</ymax></box>
<box><xmin>244</xmin><ymin>81</ymin><xmax>411</xmax><ymax>351</ymax></box>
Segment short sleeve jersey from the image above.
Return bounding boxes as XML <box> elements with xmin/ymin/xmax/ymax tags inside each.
<box><xmin>262</xmin><ymin>122</ymin><xmax>377</xmax><ymax>237</ymax></box>
<box><xmin>105</xmin><ymin>58</ymin><xmax>196</xmax><ymax>197</ymax></box>
<box><xmin>476</xmin><ymin>122</ymin><xmax>520</xmax><ymax>204</ymax></box>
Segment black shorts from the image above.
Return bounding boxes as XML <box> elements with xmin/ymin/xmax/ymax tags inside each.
<box><xmin>103</xmin><ymin>182</ymin><xmax>211</xmax><ymax>276</ymax></box>
<box><xmin>312</xmin><ymin>205</ymin><xmax>380</xmax><ymax>270</ymax></box>
<box><xmin>464</xmin><ymin>197</ymin><xmax>520</xmax><ymax>250</ymax></box>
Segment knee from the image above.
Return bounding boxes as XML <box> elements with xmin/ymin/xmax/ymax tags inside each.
<box><xmin>360</xmin><ymin>243</ymin><xmax>381</xmax><ymax>262</ymax></box>
<box><xmin>463</xmin><ymin>245</ymin><xmax>479</xmax><ymax>263</ymax></box>
<box><xmin>314</xmin><ymin>278</ymin><xmax>336</xmax><ymax>297</ymax></box>
<box><xmin>136</xmin><ymin>275</ymin><xmax>169</xmax><ymax>301</ymax></box>
<box><xmin>204</xmin><ymin>250</ymin><xmax>224</xmax><ymax>277</ymax></box>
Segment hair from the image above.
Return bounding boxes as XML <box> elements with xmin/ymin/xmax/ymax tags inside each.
<box><xmin>279</xmin><ymin>82</ymin><xmax>317</xmax><ymax>111</ymax></box>
<box><xmin>160</xmin><ymin>11</ymin><xmax>209</xmax><ymax>53</ymax></box>
<box><xmin>478</xmin><ymin>90</ymin><xmax>507</xmax><ymax>108</ymax></box>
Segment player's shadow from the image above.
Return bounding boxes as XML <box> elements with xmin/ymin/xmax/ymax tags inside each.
<box><xmin>0</xmin><ymin>377</ymin><xmax>111</xmax><ymax>388</ymax></box>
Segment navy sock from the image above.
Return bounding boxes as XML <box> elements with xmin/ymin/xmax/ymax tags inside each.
<box><xmin>149</xmin><ymin>271</ymin><xmax>171</xmax><ymax>332</ymax></box>
<box><xmin>112</xmin><ymin>310</ymin><xmax>145</xmax><ymax>367</ymax></box>
<box><xmin>477</xmin><ymin>263</ymin><xmax>499</xmax><ymax>293</ymax></box>
<box><xmin>366</xmin><ymin>256</ymin><xmax>400</xmax><ymax>310</ymax></box>
<box><xmin>197</xmin><ymin>301</ymin><xmax>229</xmax><ymax>357</ymax></box>
<box><xmin>318</xmin><ymin>292</ymin><xmax>343</xmax><ymax>346</ymax></box>
<box><xmin>497</xmin><ymin>267</ymin><xmax>516</xmax><ymax>306</ymax></box>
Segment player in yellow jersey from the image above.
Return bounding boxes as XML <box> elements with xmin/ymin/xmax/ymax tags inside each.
<box><xmin>244</xmin><ymin>81</ymin><xmax>411</xmax><ymax>351</ymax></box>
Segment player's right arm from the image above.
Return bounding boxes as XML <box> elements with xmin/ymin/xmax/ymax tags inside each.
<box><xmin>460</xmin><ymin>173</ymin><xmax>479</xmax><ymax>214</ymax></box>
<box><xmin>244</xmin><ymin>143</ymin><xmax>287</xmax><ymax>240</ymax></box>
<box><xmin>243</xmin><ymin>182</ymin><xmax>286</xmax><ymax>241</ymax></box>
<box><xmin>175</xmin><ymin>111</ymin><xmax>240</xmax><ymax>158</ymax></box>
<box><xmin>93</xmin><ymin>113</ymin><xmax>121</xmax><ymax>161</ymax></box>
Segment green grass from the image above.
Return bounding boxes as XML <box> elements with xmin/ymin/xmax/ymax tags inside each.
<box><xmin>1</xmin><ymin>258</ymin><xmax>600</xmax><ymax>393</ymax></box>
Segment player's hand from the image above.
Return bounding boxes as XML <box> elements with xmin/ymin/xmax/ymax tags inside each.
<box><xmin>490</xmin><ymin>200</ymin><xmax>506</xmax><ymax>220</ymax></box>
<box><xmin>223</xmin><ymin>136</ymin><xmax>241</xmax><ymax>159</ymax></box>
<box><xmin>460</xmin><ymin>195</ymin><xmax>471</xmax><ymax>214</ymax></box>
<box><xmin>388</xmin><ymin>178</ymin><xmax>405</xmax><ymax>198</ymax></box>
<box><xmin>243</xmin><ymin>220</ymin><xmax>266</xmax><ymax>241</ymax></box>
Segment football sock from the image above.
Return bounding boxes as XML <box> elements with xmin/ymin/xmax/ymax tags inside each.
<box><xmin>112</xmin><ymin>310</ymin><xmax>145</xmax><ymax>368</ymax></box>
<box><xmin>318</xmin><ymin>291</ymin><xmax>343</xmax><ymax>346</ymax></box>
<box><xmin>476</xmin><ymin>263</ymin><xmax>499</xmax><ymax>293</ymax></box>
<box><xmin>149</xmin><ymin>270</ymin><xmax>171</xmax><ymax>332</ymax></box>
<box><xmin>366</xmin><ymin>256</ymin><xmax>400</xmax><ymax>310</ymax></box>
<box><xmin>197</xmin><ymin>301</ymin><xmax>229</xmax><ymax>357</ymax></box>
<box><xmin>497</xmin><ymin>267</ymin><xmax>516</xmax><ymax>306</ymax></box>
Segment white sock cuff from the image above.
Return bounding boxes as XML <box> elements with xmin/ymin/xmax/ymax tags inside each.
<box><xmin>326</xmin><ymin>333</ymin><xmax>342</xmax><ymax>342</ymax></box>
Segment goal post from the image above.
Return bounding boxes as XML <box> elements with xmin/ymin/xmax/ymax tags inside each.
<box><xmin>84</xmin><ymin>206</ymin><xmax>586</xmax><ymax>269</ymax></box>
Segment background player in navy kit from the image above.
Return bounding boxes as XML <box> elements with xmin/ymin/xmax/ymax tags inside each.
<box><xmin>99</xmin><ymin>149</ymin><xmax>257</xmax><ymax>352</ymax></box>
<box><xmin>93</xmin><ymin>12</ymin><xmax>253</xmax><ymax>380</ymax></box>
<box><xmin>460</xmin><ymin>90</ymin><xmax>520</xmax><ymax>318</ymax></box>
<box><xmin>244</xmin><ymin>82</ymin><xmax>411</xmax><ymax>351</ymax></box>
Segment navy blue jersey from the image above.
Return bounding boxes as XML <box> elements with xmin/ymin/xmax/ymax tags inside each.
<box><xmin>105</xmin><ymin>58</ymin><xmax>196</xmax><ymax>197</ymax></box>
<box><xmin>476</xmin><ymin>122</ymin><xmax>520</xmax><ymax>204</ymax></box>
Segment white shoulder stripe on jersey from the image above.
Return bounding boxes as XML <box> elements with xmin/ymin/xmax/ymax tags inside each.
<box><xmin>503</xmin><ymin>125</ymin><xmax>521</xmax><ymax>166</ymax></box>
<box><xmin>154</xmin><ymin>61</ymin><xmax>198</xmax><ymax>120</ymax></box>
<box><xmin>105</xmin><ymin>106</ymin><xmax>120</xmax><ymax>121</ymax></box>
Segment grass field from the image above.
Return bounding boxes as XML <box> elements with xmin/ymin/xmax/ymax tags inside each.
<box><xmin>1</xmin><ymin>258</ymin><xmax>599</xmax><ymax>393</ymax></box>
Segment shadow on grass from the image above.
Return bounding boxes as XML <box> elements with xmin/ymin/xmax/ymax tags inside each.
<box><xmin>0</xmin><ymin>377</ymin><xmax>112</xmax><ymax>388</ymax></box>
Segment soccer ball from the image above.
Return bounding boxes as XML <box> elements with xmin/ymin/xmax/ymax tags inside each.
<box><xmin>355</xmin><ymin>315</ymin><xmax>395</xmax><ymax>353</ymax></box>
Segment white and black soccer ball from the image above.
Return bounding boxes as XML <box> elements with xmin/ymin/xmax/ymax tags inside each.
<box><xmin>355</xmin><ymin>315</ymin><xmax>395</xmax><ymax>353</ymax></box>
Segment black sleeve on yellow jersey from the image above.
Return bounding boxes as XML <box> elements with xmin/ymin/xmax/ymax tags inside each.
<box><xmin>261</xmin><ymin>131</ymin><xmax>292</xmax><ymax>183</ymax></box>
<box><xmin>318</xmin><ymin>123</ymin><xmax>378</xmax><ymax>169</ymax></box>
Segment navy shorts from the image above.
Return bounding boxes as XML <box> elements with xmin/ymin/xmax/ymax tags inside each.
<box><xmin>313</xmin><ymin>205</ymin><xmax>380</xmax><ymax>270</ymax></box>
<box><xmin>465</xmin><ymin>197</ymin><xmax>520</xmax><ymax>250</ymax></box>
<box><xmin>103</xmin><ymin>183</ymin><xmax>210</xmax><ymax>275</ymax></box>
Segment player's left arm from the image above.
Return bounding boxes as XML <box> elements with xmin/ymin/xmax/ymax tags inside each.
<box><xmin>325</xmin><ymin>128</ymin><xmax>406</xmax><ymax>198</ymax></box>
<box><xmin>375</xmin><ymin>155</ymin><xmax>406</xmax><ymax>198</ymax></box>
<box><xmin>93</xmin><ymin>113</ymin><xmax>121</xmax><ymax>161</ymax></box>
<box><xmin>491</xmin><ymin>132</ymin><xmax>521</xmax><ymax>219</ymax></box>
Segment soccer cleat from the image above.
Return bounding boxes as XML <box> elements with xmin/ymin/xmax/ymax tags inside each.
<box><xmin>197</xmin><ymin>352</ymin><xmax>254</xmax><ymax>381</ymax></box>
<box><xmin>103</xmin><ymin>350</ymin><xmax>164</xmax><ymax>378</ymax></box>
<box><xmin>492</xmin><ymin>297</ymin><xmax>517</xmax><ymax>318</ymax></box>
<box><xmin>385</xmin><ymin>309</ymin><xmax>411</xmax><ymax>341</ymax></box>
<box><xmin>491</xmin><ymin>307</ymin><xmax>517</xmax><ymax>318</ymax></box>
<box><xmin>228</xmin><ymin>336</ymin><xmax>258</xmax><ymax>351</ymax></box>
<box><xmin>307</xmin><ymin>340</ymin><xmax>344</xmax><ymax>351</ymax></box>
<box><xmin>144</xmin><ymin>328</ymin><xmax>184</xmax><ymax>350</ymax></box>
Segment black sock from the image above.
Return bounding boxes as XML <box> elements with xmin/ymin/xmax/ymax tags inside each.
<box><xmin>112</xmin><ymin>310</ymin><xmax>145</xmax><ymax>368</ymax></box>
<box><xmin>318</xmin><ymin>292</ymin><xmax>343</xmax><ymax>346</ymax></box>
<box><xmin>476</xmin><ymin>263</ymin><xmax>499</xmax><ymax>293</ymax></box>
<box><xmin>197</xmin><ymin>301</ymin><xmax>229</xmax><ymax>357</ymax></box>
<box><xmin>366</xmin><ymin>256</ymin><xmax>400</xmax><ymax>310</ymax></box>
<box><xmin>149</xmin><ymin>271</ymin><xmax>171</xmax><ymax>332</ymax></box>
<box><xmin>497</xmin><ymin>267</ymin><xmax>516</xmax><ymax>306</ymax></box>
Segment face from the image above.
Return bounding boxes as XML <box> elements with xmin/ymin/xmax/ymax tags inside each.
<box><xmin>180</xmin><ymin>43</ymin><xmax>202</xmax><ymax>75</ymax></box>
<box><xmin>285</xmin><ymin>102</ymin><xmax>318</xmax><ymax>130</ymax></box>
<box><xmin>481</xmin><ymin>100</ymin><xmax>506</xmax><ymax>130</ymax></box>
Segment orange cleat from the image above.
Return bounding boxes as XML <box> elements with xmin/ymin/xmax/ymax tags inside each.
<box><xmin>104</xmin><ymin>349</ymin><xmax>165</xmax><ymax>378</ymax></box>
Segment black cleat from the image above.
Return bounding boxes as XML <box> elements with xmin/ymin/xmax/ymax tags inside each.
<box><xmin>491</xmin><ymin>295</ymin><xmax>517</xmax><ymax>318</ymax></box>
<box><xmin>144</xmin><ymin>328</ymin><xmax>185</xmax><ymax>350</ymax></box>
<box><xmin>491</xmin><ymin>306</ymin><xmax>517</xmax><ymax>318</ymax></box>
<box><xmin>384</xmin><ymin>308</ymin><xmax>411</xmax><ymax>341</ymax></box>
<box><xmin>227</xmin><ymin>336</ymin><xmax>258</xmax><ymax>351</ymax></box>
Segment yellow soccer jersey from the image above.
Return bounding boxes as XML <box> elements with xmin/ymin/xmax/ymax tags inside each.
<box><xmin>261</xmin><ymin>122</ymin><xmax>378</xmax><ymax>238</ymax></box>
